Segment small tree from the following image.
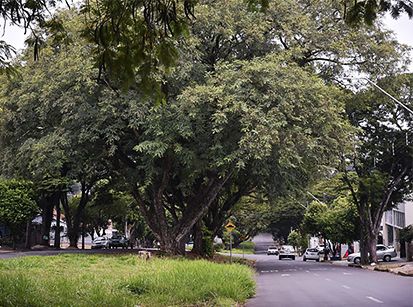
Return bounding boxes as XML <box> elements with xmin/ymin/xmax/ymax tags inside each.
<box><xmin>0</xmin><ymin>179</ymin><xmax>38</xmax><ymax>248</ymax></box>
<box><xmin>400</xmin><ymin>225</ymin><xmax>413</xmax><ymax>262</ymax></box>
<box><xmin>288</xmin><ymin>229</ymin><xmax>307</xmax><ymax>255</ymax></box>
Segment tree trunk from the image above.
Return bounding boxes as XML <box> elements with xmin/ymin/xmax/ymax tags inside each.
<box><xmin>160</xmin><ymin>237</ymin><xmax>186</xmax><ymax>255</ymax></box>
<box><xmin>54</xmin><ymin>201</ymin><xmax>61</xmax><ymax>249</ymax></box>
<box><xmin>192</xmin><ymin>221</ymin><xmax>204</xmax><ymax>255</ymax></box>
<box><xmin>64</xmin><ymin>182</ymin><xmax>90</xmax><ymax>248</ymax></box>
<box><xmin>40</xmin><ymin>199</ymin><xmax>54</xmax><ymax>246</ymax></box>
<box><xmin>24</xmin><ymin>220</ymin><xmax>31</xmax><ymax>249</ymax></box>
<box><xmin>359</xmin><ymin>221</ymin><xmax>370</xmax><ymax>265</ymax></box>
<box><xmin>368</xmin><ymin>232</ymin><xmax>378</xmax><ymax>263</ymax></box>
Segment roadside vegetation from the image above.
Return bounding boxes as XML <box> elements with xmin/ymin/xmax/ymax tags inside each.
<box><xmin>0</xmin><ymin>254</ymin><xmax>255</xmax><ymax>307</ymax></box>
<box><xmin>219</xmin><ymin>241</ymin><xmax>256</xmax><ymax>255</ymax></box>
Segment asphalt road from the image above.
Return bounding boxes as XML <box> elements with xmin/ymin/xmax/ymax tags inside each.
<box><xmin>245</xmin><ymin>240</ymin><xmax>413</xmax><ymax>307</ymax></box>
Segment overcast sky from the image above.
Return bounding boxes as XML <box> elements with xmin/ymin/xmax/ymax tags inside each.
<box><xmin>2</xmin><ymin>13</ymin><xmax>413</xmax><ymax>71</ymax></box>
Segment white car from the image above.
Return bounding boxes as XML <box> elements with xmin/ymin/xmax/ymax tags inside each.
<box><xmin>347</xmin><ymin>244</ymin><xmax>397</xmax><ymax>264</ymax></box>
<box><xmin>267</xmin><ymin>246</ymin><xmax>279</xmax><ymax>255</ymax></box>
<box><xmin>91</xmin><ymin>236</ymin><xmax>110</xmax><ymax>249</ymax></box>
<box><xmin>279</xmin><ymin>245</ymin><xmax>295</xmax><ymax>260</ymax></box>
<box><xmin>303</xmin><ymin>248</ymin><xmax>320</xmax><ymax>262</ymax></box>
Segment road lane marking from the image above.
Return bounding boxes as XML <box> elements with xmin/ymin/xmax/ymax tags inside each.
<box><xmin>281</xmin><ymin>274</ymin><xmax>290</xmax><ymax>277</ymax></box>
<box><xmin>325</xmin><ymin>278</ymin><xmax>331</xmax><ymax>281</ymax></box>
<box><xmin>343</xmin><ymin>272</ymin><xmax>352</xmax><ymax>275</ymax></box>
<box><xmin>261</xmin><ymin>270</ymin><xmax>269</xmax><ymax>273</ymax></box>
<box><xmin>305</xmin><ymin>270</ymin><xmax>310</xmax><ymax>273</ymax></box>
<box><xmin>342</xmin><ymin>285</ymin><xmax>350</xmax><ymax>289</ymax></box>
<box><xmin>366</xmin><ymin>297</ymin><xmax>383</xmax><ymax>304</ymax></box>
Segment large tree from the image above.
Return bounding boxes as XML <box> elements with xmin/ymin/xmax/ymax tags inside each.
<box><xmin>2</xmin><ymin>0</ymin><xmax>410</xmax><ymax>85</ymax></box>
<box><xmin>109</xmin><ymin>53</ymin><xmax>350</xmax><ymax>254</ymax></box>
<box><xmin>343</xmin><ymin>73</ymin><xmax>413</xmax><ymax>264</ymax></box>
<box><xmin>1</xmin><ymin>2</ymin><xmax>408</xmax><ymax>255</ymax></box>
<box><xmin>0</xmin><ymin>12</ymin><xmax>113</xmax><ymax>248</ymax></box>
<box><xmin>179</xmin><ymin>0</ymin><xmax>407</xmax><ymax>253</ymax></box>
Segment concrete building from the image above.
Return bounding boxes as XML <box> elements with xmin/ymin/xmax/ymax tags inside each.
<box><xmin>382</xmin><ymin>199</ymin><xmax>413</xmax><ymax>257</ymax></box>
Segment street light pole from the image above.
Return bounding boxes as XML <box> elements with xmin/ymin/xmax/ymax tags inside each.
<box><xmin>361</xmin><ymin>77</ymin><xmax>413</xmax><ymax>115</ymax></box>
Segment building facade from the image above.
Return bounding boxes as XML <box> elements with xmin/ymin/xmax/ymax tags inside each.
<box><xmin>382</xmin><ymin>200</ymin><xmax>413</xmax><ymax>256</ymax></box>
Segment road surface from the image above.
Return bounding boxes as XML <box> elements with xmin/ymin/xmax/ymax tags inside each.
<box><xmin>245</xmin><ymin>239</ymin><xmax>413</xmax><ymax>307</ymax></box>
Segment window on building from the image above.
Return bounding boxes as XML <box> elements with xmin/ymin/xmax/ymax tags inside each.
<box><xmin>394</xmin><ymin>211</ymin><xmax>405</xmax><ymax>228</ymax></box>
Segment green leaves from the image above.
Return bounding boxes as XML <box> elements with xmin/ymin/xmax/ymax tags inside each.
<box><xmin>0</xmin><ymin>179</ymin><xmax>38</xmax><ymax>227</ymax></box>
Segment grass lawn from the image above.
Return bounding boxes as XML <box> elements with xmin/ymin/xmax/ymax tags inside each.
<box><xmin>0</xmin><ymin>254</ymin><xmax>255</xmax><ymax>307</ymax></box>
<box><xmin>220</xmin><ymin>248</ymin><xmax>255</xmax><ymax>255</ymax></box>
<box><xmin>220</xmin><ymin>242</ymin><xmax>256</xmax><ymax>255</ymax></box>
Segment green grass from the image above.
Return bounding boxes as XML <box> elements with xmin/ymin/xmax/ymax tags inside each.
<box><xmin>220</xmin><ymin>248</ymin><xmax>255</xmax><ymax>255</ymax></box>
<box><xmin>0</xmin><ymin>254</ymin><xmax>255</xmax><ymax>307</ymax></box>
<box><xmin>220</xmin><ymin>242</ymin><xmax>256</xmax><ymax>255</ymax></box>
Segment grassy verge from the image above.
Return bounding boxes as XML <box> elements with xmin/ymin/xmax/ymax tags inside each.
<box><xmin>220</xmin><ymin>248</ymin><xmax>255</xmax><ymax>255</ymax></box>
<box><xmin>220</xmin><ymin>242</ymin><xmax>255</xmax><ymax>255</ymax></box>
<box><xmin>0</xmin><ymin>254</ymin><xmax>255</xmax><ymax>307</ymax></box>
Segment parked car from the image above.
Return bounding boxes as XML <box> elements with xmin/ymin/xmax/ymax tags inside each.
<box><xmin>267</xmin><ymin>246</ymin><xmax>279</xmax><ymax>255</ymax></box>
<box><xmin>109</xmin><ymin>235</ymin><xmax>129</xmax><ymax>248</ymax></box>
<box><xmin>91</xmin><ymin>236</ymin><xmax>110</xmax><ymax>249</ymax></box>
<box><xmin>303</xmin><ymin>248</ymin><xmax>320</xmax><ymax>262</ymax></box>
<box><xmin>279</xmin><ymin>245</ymin><xmax>295</xmax><ymax>260</ymax></box>
<box><xmin>347</xmin><ymin>244</ymin><xmax>397</xmax><ymax>264</ymax></box>
<box><xmin>316</xmin><ymin>244</ymin><xmax>329</xmax><ymax>255</ymax></box>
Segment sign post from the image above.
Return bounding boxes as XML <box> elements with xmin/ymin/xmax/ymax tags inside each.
<box><xmin>225</xmin><ymin>222</ymin><xmax>236</xmax><ymax>264</ymax></box>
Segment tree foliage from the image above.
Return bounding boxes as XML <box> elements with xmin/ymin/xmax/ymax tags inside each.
<box><xmin>0</xmin><ymin>2</ymin><xmax>409</xmax><ymax>255</ymax></box>
<box><xmin>342</xmin><ymin>73</ymin><xmax>413</xmax><ymax>263</ymax></box>
<box><xmin>343</xmin><ymin>0</ymin><xmax>413</xmax><ymax>25</ymax></box>
<box><xmin>0</xmin><ymin>179</ymin><xmax>38</xmax><ymax>246</ymax></box>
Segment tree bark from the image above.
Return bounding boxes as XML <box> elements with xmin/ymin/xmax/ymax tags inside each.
<box><xmin>40</xmin><ymin>195</ymin><xmax>56</xmax><ymax>247</ymax></box>
<box><xmin>133</xmin><ymin>170</ymin><xmax>234</xmax><ymax>255</ymax></box>
<box><xmin>64</xmin><ymin>182</ymin><xmax>91</xmax><ymax>248</ymax></box>
<box><xmin>192</xmin><ymin>221</ymin><xmax>204</xmax><ymax>255</ymax></box>
<box><xmin>54</xmin><ymin>200</ymin><xmax>61</xmax><ymax>249</ymax></box>
<box><xmin>368</xmin><ymin>232</ymin><xmax>378</xmax><ymax>263</ymax></box>
<box><xmin>359</xmin><ymin>210</ymin><xmax>370</xmax><ymax>265</ymax></box>
<box><xmin>24</xmin><ymin>219</ymin><xmax>31</xmax><ymax>249</ymax></box>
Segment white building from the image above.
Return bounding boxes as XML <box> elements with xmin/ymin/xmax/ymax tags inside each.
<box><xmin>382</xmin><ymin>200</ymin><xmax>413</xmax><ymax>255</ymax></box>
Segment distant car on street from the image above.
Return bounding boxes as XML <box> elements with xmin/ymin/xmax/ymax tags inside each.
<box><xmin>91</xmin><ymin>236</ymin><xmax>110</xmax><ymax>249</ymax></box>
<box><xmin>347</xmin><ymin>244</ymin><xmax>397</xmax><ymax>264</ymax></box>
<box><xmin>303</xmin><ymin>248</ymin><xmax>320</xmax><ymax>262</ymax></box>
<box><xmin>109</xmin><ymin>235</ymin><xmax>129</xmax><ymax>248</ymax></box>
<box><xmin>279</xmin><ymin>245</ymin><xmax>295</xmax><ymax>260</ymax></box>
<box><xmin>267</xmin><ymin>246</ymin><xmax>279</xmax><ymax>255</ymax></box>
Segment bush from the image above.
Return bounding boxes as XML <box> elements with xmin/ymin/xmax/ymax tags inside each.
<box><xmin>400</xmin><ymin>226</ymin><xmax>413</xmax><ymax>243</ymax></box>
<box><xmin>214</xmin><ymin>243</ymin><xmax>225</xmax><ymax>251</ymax></box>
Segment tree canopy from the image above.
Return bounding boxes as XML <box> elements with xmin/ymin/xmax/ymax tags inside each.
<box><xmin>0</xmin><ymin>1</ymin><xmax>411</xmax><ymax>255</ymax></box>
<box><xmin>342</xmin><ymin>73</ymin><xmax>413</xmax><ymax>263</ymax></box>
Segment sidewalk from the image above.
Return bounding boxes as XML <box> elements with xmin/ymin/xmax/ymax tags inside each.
<box><xmin>326</xmin><ymin>257</ymin><xmax>413</xmax><ymax>276</ymax></box>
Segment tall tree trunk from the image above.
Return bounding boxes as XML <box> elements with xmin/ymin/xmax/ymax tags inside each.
<box><xmin>192</xmin><ymin>221</ymin><xmax>204</xmax><ymax>255</ymax></box>
<box><xmin>359</xmin><ymin>214</ymin><xmax>370</xmax><ymax>265</ymax></box>
<box><xmin>54</xmin><ymin>200</ymin><xmax>61</xmax><ymax>249</ymax></box>
<box><xmin>64</xmin><ymin>182</ymin><xmax>90</xmax><ymax>248</ymax></box>
<box><xmin>368</xmin><ymin>232</ymin><xmax>378</xmax><ymax>263</ymax></box>
<box><xmin>40</xmin><ymin>197</ymin><xmax>54</xmax><ymax>247</ymax></box>
<box><xmin>160</xmin><ymin>236</ymin><xmax>186</xmax><ymax>255</ymax></box>
<box><xmin>24</xmin><ymin>220</ymin><xmax>31</xmax><ymax>249</ymax></box>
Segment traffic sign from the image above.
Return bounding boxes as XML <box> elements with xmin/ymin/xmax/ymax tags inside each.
<box><xmin>225</xmin><ymin>222</ymin><xmax>236</xmax><ymax>232</ymax></box>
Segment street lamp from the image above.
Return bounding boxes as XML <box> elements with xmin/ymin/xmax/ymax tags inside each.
<box><xmin>351</xmin><ymin>77</ymin><xmax>413</xmax><ymax>115</ymax></box>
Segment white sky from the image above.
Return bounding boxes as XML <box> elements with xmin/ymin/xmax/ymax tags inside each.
<box><xmin>1</xmin><ymin>12</ymin><xmax>413</xmax><ymax>70</ymax></box>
